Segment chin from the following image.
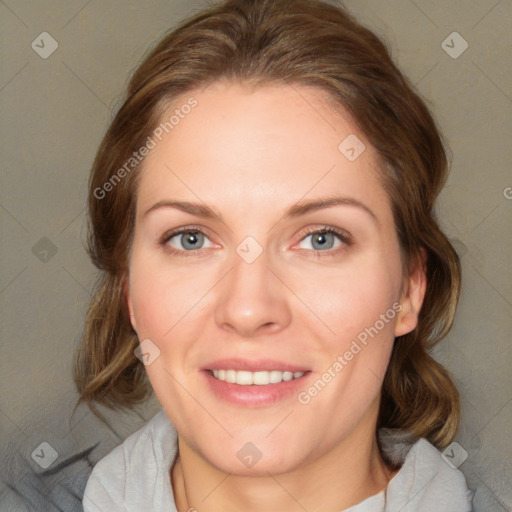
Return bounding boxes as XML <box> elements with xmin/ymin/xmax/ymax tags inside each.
<box><xmin>196</xmin><ymin>434</ymin><xmax>310</xmax><ymax>477</ymax></box>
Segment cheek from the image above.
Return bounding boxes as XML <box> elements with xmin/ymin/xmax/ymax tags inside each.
<box><xmin>129</xmin><ymin>276</ymin><xmax>168</xmax><ymax>339</ymax></box>
<box><xmin>128</xmin><ymin>254</ymin><xmax>197</xmax><ymax>339</ymax></box>
<box><xmin>295</xmin><ymin>253</ymin><xmax>402</xmax><ymax>343</ymax></box>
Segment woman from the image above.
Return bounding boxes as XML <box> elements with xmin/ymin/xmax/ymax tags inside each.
<box><xmin>75</xmin><ymin>0</ymin><xmax>473</xmax><ymax>510</ymax></box>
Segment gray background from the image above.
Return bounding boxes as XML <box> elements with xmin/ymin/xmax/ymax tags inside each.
<box><xmin>1</xmin><ymin>0</ymin><xmax>511</xmax><ymax>510</ymax></box>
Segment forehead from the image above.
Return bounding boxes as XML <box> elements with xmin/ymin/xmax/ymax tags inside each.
<box><xmin>135</xmin><ymin>82</ymin><xmax>389</xmax><ymax>222</ymax></box>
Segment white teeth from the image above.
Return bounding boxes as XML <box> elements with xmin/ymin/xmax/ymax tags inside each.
<box><xmin>210</xmin><ymin>369</ymin><xmax>305</xmax><ymax>385</ymax></box>
<box><xmin>253</xmin><ymin>371</ymin><xmax>269</xmax><ymax>385</ymax></box>
<box><xmin>237</xmin><ymin>371</ymin><xmax>253</xmax><ymax>385</ymax></box>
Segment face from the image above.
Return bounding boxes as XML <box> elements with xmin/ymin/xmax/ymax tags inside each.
<box><xmin>125</xmin><ymin>81</ymin><xmax>423</xmax><ymax>476</ymax></box>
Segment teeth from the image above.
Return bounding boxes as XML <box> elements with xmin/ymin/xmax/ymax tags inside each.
<box><xmin>211</xmin><ymin>369</ymin><xmax>305</xmax><ymax>385</ymax></box>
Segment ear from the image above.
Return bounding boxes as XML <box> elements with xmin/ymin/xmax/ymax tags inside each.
<box><xmin>394</xmin><ymin>249</ymin><xmax>427</xmax><ymax>338</ymax></box>
<box><xmin>122</xmin><ymin>275</ymin><xmax>137</xmax><ymax>333</ymax></box>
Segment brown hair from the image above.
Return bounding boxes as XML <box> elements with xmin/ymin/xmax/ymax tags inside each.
<box><xmin>74</xmin><ymin>0</ymin><xmax>461</xmax><ymax>448</ymax></box>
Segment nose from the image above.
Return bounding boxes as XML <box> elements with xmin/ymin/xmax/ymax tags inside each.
<box><xmin>214</xmin><ymin>249</ymin><xmax>292</xmax><ymax>338</ymax></box>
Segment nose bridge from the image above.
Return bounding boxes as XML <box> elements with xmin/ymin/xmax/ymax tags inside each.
<box><xmin>214</xmin><ymin>244</ymin><xmax>291</xmax><ymax>337</ymax></box>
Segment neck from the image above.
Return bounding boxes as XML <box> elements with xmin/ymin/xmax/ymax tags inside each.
<box><xmin>171</xmin><ymin>419</ymin><xmax>396</xmax><ymax>512</ymax></box>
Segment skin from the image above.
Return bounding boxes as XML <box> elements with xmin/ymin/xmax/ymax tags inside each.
<box><xmin>124</xmin><ymin>81</ymin><xmax>426</xmax><ymax>512</ymax></box>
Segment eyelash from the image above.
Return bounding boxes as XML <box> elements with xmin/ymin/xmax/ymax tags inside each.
<box><xmin>159</xmin><ymin>225</ymin><xmax>352</xmax><ymax>259</ymax></box>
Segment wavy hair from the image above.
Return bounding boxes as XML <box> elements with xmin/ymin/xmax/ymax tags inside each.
<box><xmin>74</xmin><ymin>0</ymin><xmax>461</xmax><ymax>448</ymax></box>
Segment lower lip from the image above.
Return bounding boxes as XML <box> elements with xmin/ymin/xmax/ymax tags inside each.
<box><xmin>202</xmin><ymin>370</ymin><xmax>311</xmax><ymax>407</ymax></box>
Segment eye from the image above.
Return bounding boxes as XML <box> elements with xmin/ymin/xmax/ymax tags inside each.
<box><xmin>160</xmin><ymin>226</ymin><xmax>351</xmax><ymax>258</ymax></box>
<box><xmin>161</xmin><ymin>228</ymin><xmax>215</xmax><ymax>254</ymax></box>
<box><xmin>297</xmin><ymin>227</ymin><xmax>351</xmax><ymax>255</ymax></box>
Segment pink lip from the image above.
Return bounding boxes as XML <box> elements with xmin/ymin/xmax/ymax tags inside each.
<box><xmin>200</xmin><ymin>359</ymin><xmax>312</xmax><ymax>407</ymax></box>
<box><xmin>201</xmin><ymin>358</ymin><xmax>310</xmax><ymax>373</ymax></box>
<box><xmin>202</xmin><ymin>371</ymin><xmax>311</xmax><ymax>407</ymax></box>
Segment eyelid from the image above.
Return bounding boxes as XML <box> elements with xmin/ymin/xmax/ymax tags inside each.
<box><xmin>295</xmin><ymin>225</ymin><xmax>352</xmax><ymax>245</ymax></box>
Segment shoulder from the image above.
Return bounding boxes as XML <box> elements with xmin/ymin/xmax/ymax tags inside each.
<box><xmin>404</xmin><ymin>438</ymin><xmax>470</xmax><ymax>492</ymax></box>
<box><xmin>82</xmin><ymin>410</ymin><xmax>178</xmax><ymax>511</ymax></box>
<box><xmin>381</xmin><ymin>429</ymin><xmax>473</xmax><ymax>511</ymax></box>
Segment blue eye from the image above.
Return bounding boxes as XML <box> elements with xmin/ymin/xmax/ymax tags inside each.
<box><xmin>298</xmin><ymin>228</ymin><xmax>349</xmax><ymax>253</ymax></box>
<box><xmin>300</xmin><ymin>231</ymin><xmax>340</xmax><ymax>251</ymax></box>
<box><xmin>164</xmin><ymin>229</ymin><xmax>214</xmax><ymax>252</ymax></box>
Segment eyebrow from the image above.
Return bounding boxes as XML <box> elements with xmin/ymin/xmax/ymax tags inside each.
<box><xmin>143</xmin><ymin>196</ymin><xmax>379</xmax><ymax>226</ymax></box>
<box><xmin>285</xmin><ymin>197</ymin><xmax>378</xmax><ymax>225</ymax></box>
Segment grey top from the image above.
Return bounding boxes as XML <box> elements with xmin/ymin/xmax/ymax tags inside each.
<box><xmin>83</xmin><ymin>410</ymin><xmax>473</xmax><ymax>511</ymax></box>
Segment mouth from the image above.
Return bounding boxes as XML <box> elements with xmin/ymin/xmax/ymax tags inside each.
<box><xmin>201</xmin><ymin>360</ymin><xmax>312</xmax><ymax>407</ymax></box>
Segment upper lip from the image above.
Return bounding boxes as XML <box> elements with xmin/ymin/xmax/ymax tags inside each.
<box><xmin>202</xmin><ymin>358</ymin><xmax>310</xmax><ymax>373</ymax></box>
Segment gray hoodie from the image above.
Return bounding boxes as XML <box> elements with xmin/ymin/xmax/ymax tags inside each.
<box><xmin>83</xmin><ymin>410</ymin><xmax>473</xmax><ymax>511</ymax></box>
